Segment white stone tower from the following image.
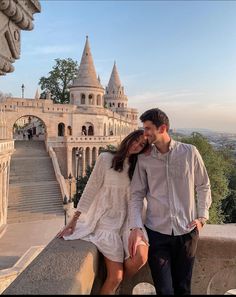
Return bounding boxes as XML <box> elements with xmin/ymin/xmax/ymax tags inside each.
<box><xmin>104</xmin><ymin>62</ymin><xmax>128</xmax><ymax>110</ymax></box>
<box><xmin>69</xmin><ymin>36</ymin><xmax>104</xmax><ymax>108</ymax></box>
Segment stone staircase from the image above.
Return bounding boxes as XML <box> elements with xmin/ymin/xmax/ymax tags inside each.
<box><xmin>7</xmin><ymin>140</ymin><xmax>64</xmax><ymax>224</ymax></box>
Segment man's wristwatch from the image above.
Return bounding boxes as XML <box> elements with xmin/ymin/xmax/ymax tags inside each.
<box><xmin>130</xmin><ymin>227</ymin><xmax>143</xmax><ymax>231</ymax></box>
<box><xmin>198</xmin><ymin>217</ymin><xmax>206</xmax><ymax>227</ymax></box>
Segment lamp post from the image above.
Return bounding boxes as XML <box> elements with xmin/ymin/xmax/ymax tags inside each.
<box><xmin>68</xmin><ymin>173</ymin><xmax>72</xmax><ymax>203</ymax></box>
<box><xmin>74</xmin><ymin>147</ymin><xmax>83</xmax><ymax>208</ymax></box>
<box><xmin>21</xmin><ymin>84</ymin><xmax>25</xmax><ymax>99</ymax></box>
<box><xmin>63</xmin><ymin>195</ymin><xmax>68</xmax><ymax>226</ymax></box>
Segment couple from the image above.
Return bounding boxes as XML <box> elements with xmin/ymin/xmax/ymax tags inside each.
<box><xmin>57</xmin><ymin>108</ymin><xmax>212</xmax><ymax>295</ymax></box>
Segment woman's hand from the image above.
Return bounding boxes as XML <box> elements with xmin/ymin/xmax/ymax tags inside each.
<box><xmin>128</xmin><ymin>228</ymin><xmax>148</xmax><ymax>258</ymax></box>
<box><xmin>56</xmin><ymin>217</ymin><xmax>77</xmax><ymax>238</ymax></box>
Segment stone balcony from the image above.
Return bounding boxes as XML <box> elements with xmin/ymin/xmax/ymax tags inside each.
<box><xmin>2</xmin><ymin>224</ymin><xmax>236</xmax><ymax>295</ymax></box>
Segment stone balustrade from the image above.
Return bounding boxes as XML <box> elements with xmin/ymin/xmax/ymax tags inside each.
<box><xmin>0</xmin><ymin>140</ymin><xmax>14</xmax><ymax>154</ymax></box>
<box><xmin>2</xmin><ymin>224</ymin><xmax>236</xmax><ymax>295</ymax></box>
<box><xmin>0</xmin><ymin>139</ymin><xmax>14</xmax><ymax>228</ymax></box>
<box><xmin>65</xmin><ymin>136</ymin><xmax>117</xmax><ymax>143</ymax></box>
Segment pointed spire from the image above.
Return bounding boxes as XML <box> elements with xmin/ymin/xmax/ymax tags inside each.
<box><xmin>34</xmin><ymin>88</ymin><xmax>40</xmax><ymax>100</ymax></box>
<box><xmin>107</xmin><ymin>62</ymin><xmax>122</xmax><ymax>91</ymax></box>
<box><xmin>97</xmin><ymin>74</ymin><xmax>101</xmax><ymax>83</ymax></box>
<box><xmin>72</xmin><ymin>36</ymin><xmax>103</xmax><ymax>89</ymax></box>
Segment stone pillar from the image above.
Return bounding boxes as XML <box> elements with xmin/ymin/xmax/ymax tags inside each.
<box><xmin>0</xmin><ymin>0</ymin><xmax>41</xmax><ymax>76</ymax></box>
<box><xmin>0</xmin><ymin>163</ymin><xmax>3</xmax><ymax>226</ymax></box>
<box><xmin>67</xmin><ymin>146</ymin><xmax>72</xmax><ymax>177</ymax></box>
<box><xmin>95</xmin><ymin>147</ymin><xmax>99</xmax><ymax>161</ymax></box>
<box><xmin>82</xmin><ymin>150</ymin><xmax>86</xmax><ymax>176</ymax></box>
<box><xmin>89</xmin><ymin>147</ymin><xmax>93</xmax><ymax>167</ymax></box>
<box><xmin>2</xmin><ymin>163</ymin><xmax>7</xmax><ymax>225</ymax></box>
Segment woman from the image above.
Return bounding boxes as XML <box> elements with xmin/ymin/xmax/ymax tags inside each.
<box><xmin>57</xmin><ymin>130</ymin><xmax>149</xmax><ymax>294</ymax></box>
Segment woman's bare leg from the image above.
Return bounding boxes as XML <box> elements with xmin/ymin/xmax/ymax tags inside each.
<box><xmin>99</xmin><ymin>257</ymin><xmax>124</xmax><ymax>295</ymax></box>
<box><xmin>124</xmin><ymin>244</ymin><xmax>148</xmax><ymax>278</ymax></box>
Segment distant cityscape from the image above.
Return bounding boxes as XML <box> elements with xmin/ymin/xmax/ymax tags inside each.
<box><xmin>170</xmin><ymin>128</ymin><xmax>236</xmax><ymax>158</ymax></box>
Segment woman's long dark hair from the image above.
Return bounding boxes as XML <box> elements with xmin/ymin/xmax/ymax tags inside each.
<box><xmin>109</xmin><ymin>130</ymin><xmax>149</xmax><ymax>180</ymax></box>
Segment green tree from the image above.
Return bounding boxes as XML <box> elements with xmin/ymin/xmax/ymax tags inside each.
<box><xmin>39</xmin><ymin>58</ymin><xmax>78</xmax><ymax>104</ymax></box>
<box><xmin>221</xmin><ymin>156</ymin><xmax>236</xmax><ymax>223</ymax></box>
<box><xmin>73</xmin><ymin>164</ymin><xmax>95</xmax><ymax>208</ymax></box>
<box><xmin>179</xmin><ymin>132</ymin><xmax>231</xmax><ymax>224</ymax></box>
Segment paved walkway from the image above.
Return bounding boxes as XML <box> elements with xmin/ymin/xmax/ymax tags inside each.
<box><xmin>0</xmin><ymin>217</ymin><xmax>64</xmax><ymax>270</ymax></box>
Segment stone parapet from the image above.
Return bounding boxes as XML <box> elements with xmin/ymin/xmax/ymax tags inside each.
<box><xmin>2</xmin><ymin>224</ymin><xmax>236</xmax><ymax>295</ymax></box>
<box><xmin>2</xmin><ymin>238</ymin><xmax>99</xmax><ymax>295</ymax></box>
<box><xmin>0</xmin><ymin>0</ymin><xmax>41</xmax><ymax>75</ymax></box>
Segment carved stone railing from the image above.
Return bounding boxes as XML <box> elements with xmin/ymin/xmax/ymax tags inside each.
<box><xmin>0</xmin><ymin>0</ymin><xmax>41</xmax><ymax>75</ymax></box>
<box><xmin>2</xmin><ymin>224</ymin><xmax>236</xmax><ymax>295</ymax></box>
<box><xmin>0</xmin><ymin>139</ymin><xmax>14</xmax><ymax>153</ymax></box>
<box><xmin>0</xmin><ymin>139</ymin><xmax>14</xmax><ymax>228</ymax></box>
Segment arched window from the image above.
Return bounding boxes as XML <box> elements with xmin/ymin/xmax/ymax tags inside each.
<box><xmin>67</xmin><ymin>126</ymin><xmax>72</xmax><ymax>136</ymax></box>
<box><xmin>82</xmin><ymin>126</ymin><xmax>87</xmax><ymax>136</ymax></box>
<box><xmin>88</xmin><ymin>125</ymin><xmax>94</xmax><ymax>136</ymax></box>
<box><xmin>89</xmin><ymin>94</ymin><xmax>94</xmax><ymax>105</ymax></box>
<box><xmin>81</xmin><ymin>93</ymin><xmax>86</xmax><ymax>105</ymax></box>
<box><xmin>58</xmin><ymin>123</ymin><xmax>65</xmax><ymax>136</ymax></box>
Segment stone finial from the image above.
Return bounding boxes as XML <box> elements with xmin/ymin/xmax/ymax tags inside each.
<box><xmin>34</xmin><ymin>88</ymin><xmax>40</xmax><ymax>100</ymax></box>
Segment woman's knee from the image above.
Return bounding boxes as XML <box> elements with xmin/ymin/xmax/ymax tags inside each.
<box><xmin>106</xmin><ymin>273</ymin><xmax>123</xmax><ymax>287</ymax></box>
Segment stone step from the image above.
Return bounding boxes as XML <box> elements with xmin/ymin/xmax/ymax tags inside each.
<box><xmin>8</xmin><ymin>205</ymin><xmax>64</xmax><ymax>212</ymax></box>
<box><xmin>8</xmin><ymin>140</ymin><xmax>64</xmax><ymax>224</ymax></box>
<box><xmin>7</xmin><ymin>213</ymin><xmax>64</xmax><ymax>224</ymax></box>
<box><xmin>8</xmin><ymin>194</ymin><xmax>62</xmax><ymax>202</ymax></box>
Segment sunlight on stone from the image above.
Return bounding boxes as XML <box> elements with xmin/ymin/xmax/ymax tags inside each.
<box><xmin>132</xmin><ymin>282</ymin><xmax>156</xmax><ymax>295</ymax></box>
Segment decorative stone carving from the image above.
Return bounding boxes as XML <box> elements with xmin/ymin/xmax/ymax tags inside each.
<box><xmin>0</xmin><ymin>0</ymin><xmax>41</xmax><ymax>75</ymax></box>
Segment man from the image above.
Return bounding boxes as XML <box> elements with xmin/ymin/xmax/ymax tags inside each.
<box><xmin>128</xmin><ymin>108</ymin><xmax>212</xmax><ymax>295</ymax></box>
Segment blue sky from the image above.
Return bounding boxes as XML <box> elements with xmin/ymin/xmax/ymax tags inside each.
<box><xmin>1</xmin><ymin>0</ymin><xmax>236</xmax><ymax>133</ymax></box>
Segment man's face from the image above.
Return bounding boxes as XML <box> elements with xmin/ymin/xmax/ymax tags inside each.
<box><xmin>143</xmin><ymin>120</ymin><xmax>162</xmax><ymax>144</ymax></box>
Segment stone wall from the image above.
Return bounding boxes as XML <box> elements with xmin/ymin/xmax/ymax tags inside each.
<box><xmin>2</xmin><ymin>224</ymin><xmax>236</xmax><ymax>295</ymax></box>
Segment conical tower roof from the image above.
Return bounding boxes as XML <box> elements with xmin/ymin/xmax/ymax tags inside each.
<box><xmin>72</xmin><ymin>36</ymin><xmax>103</xmax><ymax>89</ymax></box>
<box><xmin>107</xmin><ymin>62</ymin><xmax>121</xmax><ymax>91</ymax></box>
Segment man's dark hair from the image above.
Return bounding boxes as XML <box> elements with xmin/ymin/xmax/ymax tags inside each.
<box><xmin>140</xmin><ymin>108</ymin><xmax>170</xmax><ymax>131</ymax></box>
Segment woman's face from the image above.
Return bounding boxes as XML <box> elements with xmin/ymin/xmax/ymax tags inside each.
<box><xmin>128</xmin><ymin>135</ymin><xmax>147</xmax><ymax>155</ymax></box>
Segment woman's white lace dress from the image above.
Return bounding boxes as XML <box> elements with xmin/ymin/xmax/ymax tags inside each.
<box><xmin>63</xmin><ymin>152</ymin><xmax>140</xmax><ymax>262</ymax></box>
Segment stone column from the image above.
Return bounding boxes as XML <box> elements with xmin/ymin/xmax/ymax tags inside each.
<box><xmin>82</xmin><ymin>150</ymin><xmax>86</xmax><ymax>176</ymax></box>
<box><xmin>89</xmin><ymin>147</ymin><xmax>93</xmax><ymax>167</ymax></box>
<box><xmin>67</xmin><ymin>146</ymin><xmax>72</xmax><ymax>178</ymax></box>
<box><xmin>0</xmin><ymin>163</ymin><xmax>3</xmax><ymax>226</ymax></box>
<box><xmin>2</xmin><ymin>162</ymin><xmax>7</xmax><ymax>225</ymax></box>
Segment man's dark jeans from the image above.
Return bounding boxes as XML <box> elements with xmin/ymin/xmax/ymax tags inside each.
<box><xmin>146</xmin><ymin>226</ymin><xmax>199</xmax><ymax>295</ymax></box>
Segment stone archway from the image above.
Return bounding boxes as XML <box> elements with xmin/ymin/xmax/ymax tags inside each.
<box><xmin>13</xmin><ymin>115</ymin><xmax>47</xmax><ymax>141</ymax></box>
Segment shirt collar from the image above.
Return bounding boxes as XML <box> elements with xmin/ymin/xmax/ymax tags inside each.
<box><xmin>151</xmin><ymin>138</ymin><xmax>176</xmax><ymax>157</ymax></box>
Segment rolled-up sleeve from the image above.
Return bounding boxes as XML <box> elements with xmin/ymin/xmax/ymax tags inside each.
<box><xmin>129</xmin><ymin>156</ymin><xmax>148</xmax><ymax>229</ymax></box>
<box><xmin>193</xmin><ymin>146</ymin><xmax>212</xmax><ymax>220</ymax></box>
